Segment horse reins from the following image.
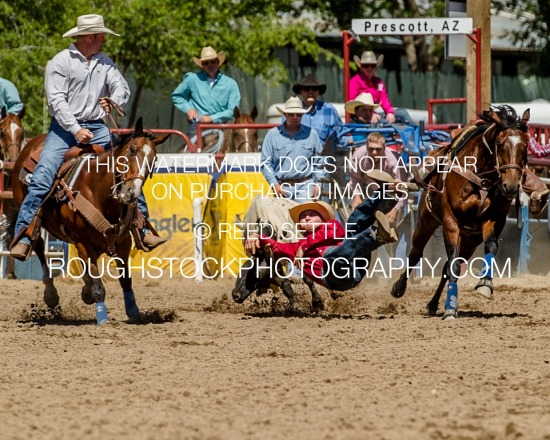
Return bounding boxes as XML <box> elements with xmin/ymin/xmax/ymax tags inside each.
<box><xmin>101</xmin><ymin>97</ymin><xmax>130</xmax><ymax>196</ymax></box>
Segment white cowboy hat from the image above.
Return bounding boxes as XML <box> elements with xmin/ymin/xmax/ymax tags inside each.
<box><xmin>193</xmin><ymin>46</ymin><xmax>226</xmax><ymax>68</ymax></box>
<box><xmin>345</xmin><ymin>92</ymin><xmax>380</xmax><ymax>114</ymax></box>
<box><xmin>353</xmin><ymin>51</ymin><xmax>384</xmax><ymax>67</ymax></box>
<box><xmin>289</xmin><ymin>201</ymin><xmax>335</xmax><ymax>224</ymax></box>
<box><xmin>276</xmin><ymin>96</ymin><xmax>311</xmax><ymax>115</ymax></box>
<box><xmin>63</xmin><ymin>14</ymin><xmax>119</xmax><ymax>38</ymax></box>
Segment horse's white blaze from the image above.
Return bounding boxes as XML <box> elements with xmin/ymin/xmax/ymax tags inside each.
<box><xmin>138</xmin><ymin>144</ymin><xmax>154</xmax><ymax>179</ymax></box>
<box><xmin>133</xmin><ymin>178</ymin><xmax>144</xmax><ymax>193</ymax></box>
<box><xmin>242</xmin><ymin>127</ymin><xmax>252</xmax><ymax>149</ymax></box>
<box><xmin>509</xmin><ymin>135</ymin><xmax>521</xmax><ymax>148</ymax></box>
<box><xmin>10</xmin><ymin>122</ymin><xmax>21</xmax><ymax>139</ymax></box>
<box><xmin>507</xmin><ymin>134</ymin><xmax>522</xmax><ymax>165</ymax></box>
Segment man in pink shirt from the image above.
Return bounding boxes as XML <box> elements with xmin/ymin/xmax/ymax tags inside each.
<box><xmin>349</xmin><ymin>51</ymin><xmax>413</xmax><ymax>125</ymax></box>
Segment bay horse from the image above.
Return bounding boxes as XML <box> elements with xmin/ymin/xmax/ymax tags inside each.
<box><xmin>220</xmin><ymin>106</ymin><xmax>259</xmax><ymax>153</ymax></box>
<box><xmin>391</xmin><ymin>105</ymin><xmax>530</xmax><ymax>319</ymax></box>
<box><xmin>1</xmin><ymin>106</ymin><xmax>26</xmax><ymax>279</ymax></box>
<box><xmin>9</xmin><ymin>118</ymin><xmax>169</xmax><ymax>324</ymax></box>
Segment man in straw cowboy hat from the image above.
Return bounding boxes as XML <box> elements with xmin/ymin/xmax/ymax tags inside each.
<box><xmin>345</xmin><ymin>92</ymin><xmax>380</xmax><ymax>125</ymax></box>
<box><xmin>11</xmin><ymin>14</ymin><xmax>166</xmax><ymax>260</ymax></box>
<box><xmin>172</xmin><ymin>46</ymin><xmax>241</xmax><ymax>139</ymax></box>
<box><xmin>349</xmin><ymin>51</ymin><xmax>413</xmax><ymax>125</ymax></box>
<box><xmin>290</xmin><ymin>74</ymin><xmax>342</xmax><ymax>143</ymax></box>
<box><xmin>243</xmin><ymin>191</ymin><xmax>400</xmax><ymax>291</ymax></box>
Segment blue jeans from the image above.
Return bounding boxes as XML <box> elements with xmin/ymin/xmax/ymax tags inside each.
<box><xmin>322</xmin><ymin>196</ymin><xmax>397</xmax><ymax>291</ymax></box>
<box><xmin>15</xmin><ymin>119</ymin><xmax>150</xmax><ymax>243</ymax></box>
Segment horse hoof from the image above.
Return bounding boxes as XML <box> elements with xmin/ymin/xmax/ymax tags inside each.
<box><xmin>126</xmin><ymin>306</ymin><xmax>141</xmax><ymax>321</ymax></box>
<box><xmin>391</xmin><ymin>283</ymin><xmax>406</xmax><ymax>298</ymax></box>
<box><xmin>6</xmin><ymin>272</ymin><xmax>17</xmax><ymax>280</ymax></box>
<box><xmin>475</xmin><ymin>285</ymin><xmax>493</xmax><ymax>299</ymax></box>
<box><xmin>44</xmin><ymin>289</ymin><xmax>60</xmax><ymax>309</ymax></box>
<box><xmin>427</xmin><ymin>307</ymin><xmax>438</xmax><ymax>317</ymax></box>
<box><xmin>441</xmin><ymin>309</ymin><xmax>458</xmax><ymax>320</ymax></box>
<box><xmin>311</xmin><ymin>300</ymin><xmax>325</xmax><ymax>312</ymax></box>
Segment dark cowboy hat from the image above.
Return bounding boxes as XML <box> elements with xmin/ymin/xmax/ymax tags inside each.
<box><xmin>292</xmin><ymin>75</ymin><xmax>327</xmax><ymax>95</ymax></box>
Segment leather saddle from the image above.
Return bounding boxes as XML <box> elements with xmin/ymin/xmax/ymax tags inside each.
<box><xmin>20</xmin><ymin>144</ymin><xmax>105</xmax><ymax>190</ymax></box>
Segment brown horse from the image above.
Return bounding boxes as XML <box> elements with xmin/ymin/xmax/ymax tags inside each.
<box><xmin>391</xmin><ymin>105</ymin><xmax>530</xmax><ymax>319</ymax></box>
<box><xmin>220</xmin><ymin>106</ymin><xmax>259</xmax><ymax>153</ymax></box>
<box><xmin>0</xmin><ymin>106</ymin><xmax>25</xmax><ymax>163</ymax></box>
<box><xmin>9</xmin><ymin>118</ymin><xmax>169</xmax><ymax>324</ymax></box>
<box><xmin>1</xmin><ymin>107</ymin><xmax>25</xmax><ymax>279</ymax></box>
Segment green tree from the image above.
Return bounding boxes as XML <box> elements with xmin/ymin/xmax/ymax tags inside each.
<box><xmin>493</xmin><ymin>0</ymin><xmax>550</xmax><ymax>75</ymax></box>
<box><xmin>1</xmin><ymin>0</ymin><xmax>336</xmax><ymax>133</ymax></box>
<box><xmin>0</xmin><ymin>0</ymin><xmax>83</xmax><ymax>135</ymax></box>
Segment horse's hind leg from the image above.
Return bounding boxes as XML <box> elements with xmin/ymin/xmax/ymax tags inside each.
<box><xmin>475</xmin><ymin>222</ymin><xmax>500</xmax><ymax>299</ymax></box>
<box><xmin>34</xmin><ymin>236</ymin><xmax>59</xmax><ymax>308</ymax></box>
<box><xmin>392</xmin><ymin>201</ymin><xmax>440</xmax><ymax>298</ymax></box>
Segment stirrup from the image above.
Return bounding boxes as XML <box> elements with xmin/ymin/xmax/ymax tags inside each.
<box><xmin>10</xmin><ymin>241</ymin><xmax>33</xmax><ymax>262</ymax></box>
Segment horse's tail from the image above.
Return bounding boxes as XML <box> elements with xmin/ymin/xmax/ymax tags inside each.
<box><xmin>0</xmin><ymin>205</ymin><xmax>18</xmax><ymax>249</ymax></box>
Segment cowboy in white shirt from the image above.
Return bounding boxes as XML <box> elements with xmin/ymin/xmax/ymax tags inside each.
<box><xmin>11</xmin><ymin>14</ymin><xmax>166</xmax><ymax>260</ymax></box>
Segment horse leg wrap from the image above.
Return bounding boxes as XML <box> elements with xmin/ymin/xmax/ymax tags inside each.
<box><xmin>444</xmin><ymin>282</ymin><xmax>458</xmax><ymax>313</ymax></box>
<box><xmin>95</xmin><ymin>302</ymin><xmax>109</xmax><ymax>325</ymax></box>
<box><xmin>480</xmin><ymin>253</ymin><xmax>494</xmax><ymax>279</ymax></box>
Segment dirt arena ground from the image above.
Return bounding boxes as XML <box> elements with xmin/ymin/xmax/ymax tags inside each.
<box><xmin>1</xmin><ymin>269</ymin><xmax>549</xmax><ymax>440</ymax></box>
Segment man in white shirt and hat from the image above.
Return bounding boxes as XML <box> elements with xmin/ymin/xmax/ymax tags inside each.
<box><xmin>261</xmin><ymin>96</ymin><xmax>324</xmax><ymax>201</ymax></box>
<box><xmin>11</xmin><ymin>14</ymin><xmax>166</xmax><ymax>260</ymax></box>
<box><xmin>172</xmin><ymin>46</ymin><xmax>241</xmax><ymax>140</ymax></box>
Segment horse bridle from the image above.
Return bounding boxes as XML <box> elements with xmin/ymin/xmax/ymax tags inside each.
<box><xmin>481</xmin><ymin>124</ymin><xmax>525</xmax><ymax>178</ymax></box>
<box><xmin>111</xmin><ymin>138</ymin><xmax>155</xmax><ymax>199</ymax></box>
<box><xmin>228</xmin><ymin>130</ymin><xmax>255</xmax><ymax>153</ymax></box>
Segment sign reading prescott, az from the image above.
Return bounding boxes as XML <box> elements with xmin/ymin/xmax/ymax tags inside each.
<box><xmin>352</xmin><ymin>17</ymin><xmax>473</xmax><ymax>36</ymax></box>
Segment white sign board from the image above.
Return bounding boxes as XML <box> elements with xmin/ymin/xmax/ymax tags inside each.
<box><xmin>351</xmin><ymin>18</ymin><xmax>473</xmax><ymax>36</ymax></box>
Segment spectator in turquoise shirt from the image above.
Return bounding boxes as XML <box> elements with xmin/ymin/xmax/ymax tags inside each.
<box><xmin>172</xmin><ymin>46</ymin><xmax>241</xmax><ymax>140</ymax></box>
<box><xmin>0</xmin><ymin>77</ymin><xmax>24</xmax><ymax>115</ymax></box>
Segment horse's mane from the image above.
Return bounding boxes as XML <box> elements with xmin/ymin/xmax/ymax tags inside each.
<box><xmin>111</xmin><ymin>130</ymin><xmax>156</xmax><ymax>153</ymax></box>
<box><xmin>478</xmin><ymin>104</ymin><xmax>528</xmax><ymax>132</ymax></box>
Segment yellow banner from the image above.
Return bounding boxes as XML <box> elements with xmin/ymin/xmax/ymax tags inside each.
<box><xmin>204</xmin><ymin>172</ymin><xmax>270</xmax><ymax>276</ymax></box>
